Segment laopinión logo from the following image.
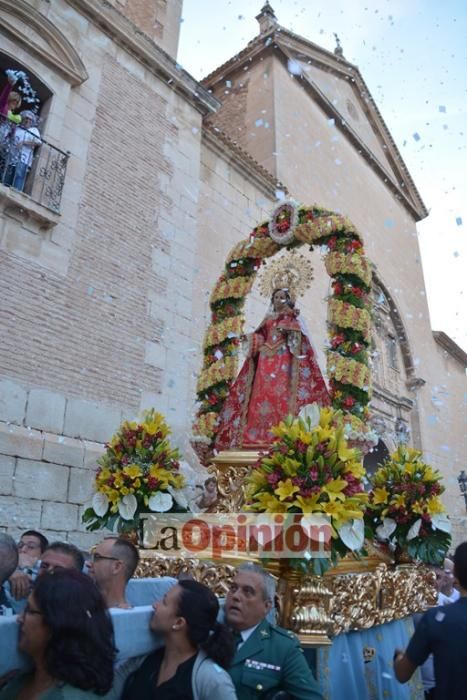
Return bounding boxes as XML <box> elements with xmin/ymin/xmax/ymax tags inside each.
<box><xmin>140</xmin><ymin>512</ymin><xmax>332</xmax><ymax>560</ymax></box>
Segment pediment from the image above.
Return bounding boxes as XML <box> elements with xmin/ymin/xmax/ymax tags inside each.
<box><xmin>203</xmin><ymin>27</ymin><xmax>427</xmax><ymax>221</ymax></box>
<box><xmin>273</xmin><ymin>33</ymin><xmax>427</xmax><ymax>220</ymax></box>
<box><xmin>0</xmin><ymin>0</ymin><xmax>88</xmax><ymax>85</ymax></box>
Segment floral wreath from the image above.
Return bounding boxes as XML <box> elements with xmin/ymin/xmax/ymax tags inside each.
<box><xmin>193</xmin><ymin>201</ymin><xmax>373</xmax><ymax>449</ymax></box>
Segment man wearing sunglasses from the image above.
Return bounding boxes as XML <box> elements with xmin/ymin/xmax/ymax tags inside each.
<box><xmin>87</xmin><ymin>537</ymin><xmax>139</xmax><ymax>609</ymax></box>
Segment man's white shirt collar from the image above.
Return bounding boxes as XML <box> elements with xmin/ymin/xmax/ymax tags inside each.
<box><xmin>238</xmin><ymin>622</ymin><xmax>261</xmax><ymax>649</ymax></box>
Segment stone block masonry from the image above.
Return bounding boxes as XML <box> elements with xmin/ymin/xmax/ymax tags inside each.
<box><xmin>0</xmin><ymin>378</ymin><xmax>112</xmax><ymax>547</ymax></box>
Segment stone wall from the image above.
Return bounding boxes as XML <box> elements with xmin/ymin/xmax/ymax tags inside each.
<box><xmin>0</xmin><ymin>2</ymin><xmax>280</xmax><ymax>545</ymax></box>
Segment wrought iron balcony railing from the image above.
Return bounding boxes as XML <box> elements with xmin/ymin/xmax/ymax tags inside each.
<box><xmin>0</xmin><ymin>112</ymin><xmax>69</xmax><ymax>213</ymax></box>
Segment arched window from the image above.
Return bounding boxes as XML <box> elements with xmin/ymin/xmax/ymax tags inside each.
<box><xmin>0</xmin><ymin>52</ymin><xmax>67</xmax><ymax>210</ymax></box>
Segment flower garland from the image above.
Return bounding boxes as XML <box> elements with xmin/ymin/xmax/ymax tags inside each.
<box><xmin>82</xmin><ymin>409</ymin><xmax>185</xmax><ymax>534</ymax></box>
<box><xmin>244</xmin><ymin>406</ymin><xmax>368</xmax><ymax>575</ymax></box>
<box><xmin>194</xmin><ymin>202</ymin><xmax>373</xmax><ymax>446</ymax></box>
<box><xmin>366</xmin><ymin>445</ymin><xmax>451</xmax><ymax>565</ymax></box>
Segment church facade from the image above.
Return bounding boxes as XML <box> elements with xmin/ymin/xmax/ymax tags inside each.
<box><xmin>0</xmin><ymin>0</ymin><xmax>465</xmax><ymax>548</ymax></box>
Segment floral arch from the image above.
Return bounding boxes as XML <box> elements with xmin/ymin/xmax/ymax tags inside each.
<box><xmin>193</xmin><ymin>202</ymin><xmax>373</xmax><ymax>450</ymax></box>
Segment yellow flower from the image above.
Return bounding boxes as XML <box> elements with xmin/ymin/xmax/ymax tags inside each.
<box><xmin>322</xmin><ymin>501</ymin><xmax>347</xmax><ymax>519</ymax></box>
<box><xmin>346</xmin><ymin>461</ymin><xmax>365</xmax><ymax>479</ymax></box>
<box><xmin>294</xmin><ymin>494</ymin><xmax>323</xmax><ymax>513</ymax></box>
<box><xmin>391</xmin><ymin>493</ymin><xmax>406</xmax><ymax>508</ymax></box>
<box><xmin>422</xmin><ymin>467</ymin><xmax>438</xmax><ymax>482</ymax></box>
<box><xmin>297</xmin><ymin>430</ymin><xmax>313</xmax><ymax>445</ymax></box>
<box><xmin>426</xmin><ymin>497</ymin><xmax>445</xmax><ymax>515</ymax></box>
<box><xmin>252</xmin><ymin>492</ymin><xmax>288</xmax><ymax>512</ymax></box>
<box><xmin>373</xmin><ymin>487</ymin><xmax>389</xmax><ymax>505</ymax></box>
<box><xmin>319</xmin><ymin>407</ymin><xmax>334</xmax><ymax>429</ymax></box>
<box><xmin>404</xmin><ymin>462</ymin><xmax>416</xmax><ymax>477</ymax></box>
<box><xmin>144</xmin><ymin>419</ymin><xmax>161</xmax><ymax>435</ymax></box>
<box><xmin>248</xmin><ymin>470</ymin><xmax>269</xmax><ymax>491</ymax></box>
<box><xmin>113</xmin><ymin>473</ymin><xmax>125</xmax><ymax>488</ymax></box>
<box><xmin>323</xmin><ymin>479</ymin><xmax>348</xmax><ymax>501</ymax></box>
<box><xmin>123</xmin><ymin>464</ymin><xmax>142</xmax><ymax>479</ymax></box>
<box><xmin>274</xmin><ymin>479</ymin><xmax>300</xmax><ymax>501</ymax></box>
<box><xmin>96</xmin><ymin>468</ymin><xmax>111</xmax><ymax>484</ymax></box>
<box><xmin>412</xmin><ymin>501</ymin><xmax>425</xmax><ymax>515</ymax></box>
<box><xmin>172</xmin><ymin>474</ymin><xmax>185</xmax><ymax>489</ymax></box>
<box><xmin>338</xmin><ymin>443</ymin><xmax>357</xmax><ymax>463</ymax></box>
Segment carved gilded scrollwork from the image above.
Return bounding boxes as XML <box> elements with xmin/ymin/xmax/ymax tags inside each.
<box><xmin>136</xmin><ymin>553</ymin><xmax>237</xmax><ymax>596</ymax></box>
<box><xmin>209</xmin><ymin>451</ymin><xmax>258</xmax><ymax>512</ymax></box>
<box><xmin>214</xmin><ymin>465</ymin><xmax>251</xmax><ymax>511</ymax></box>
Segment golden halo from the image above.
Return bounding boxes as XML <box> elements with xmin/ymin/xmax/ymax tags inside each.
<box><xmin>258</xmin><ymin>251</ymin><xmax>314</xmax><ymax>301</ymax></box>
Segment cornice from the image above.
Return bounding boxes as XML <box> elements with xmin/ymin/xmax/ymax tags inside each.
<box><xmin>433</xmin><ymin>331</ymin><xmax>467</xmax><ymax>367</ymax></box>
<box><xmin>202</xmin><ymin>124</ymin><xmax>285</xmax><ymax>200</ymax></box>
<box><xmin>372</xmin><ymin>384</ymin><xmax>414</xmax><ymax>411</ymax></box>
<box><xmin>65</xmin><ymin>0</ymin><xmax>219</xmax><ymax>115</ymax></box>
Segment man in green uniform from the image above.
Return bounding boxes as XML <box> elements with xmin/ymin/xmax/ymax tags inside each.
<box><xmin>225</xmin><ymin>563</ymin><xmax>323</xmax><ymax>699</ymax></box>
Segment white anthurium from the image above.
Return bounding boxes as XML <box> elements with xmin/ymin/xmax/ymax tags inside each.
<box><xmin>431</xmin><ymin>513</ymin><xmax>452</xmax><ymax>533</ymax></box>
<box><xmin>300</xmin><ymin>513</ymin><xmax>331</xmax><ymax>540</ymax></box>
<box><xmin>406</xmin><ymin>518</ymin><xmax>422</xmax><ymax>541</ymax></box>
<box><xmin>117</xmin><ymin>494</ymin><xmax>138</xmax><ymax>520</ymax></box>
<box><xmin>148</xmin><ymin>491</ymin><xmax>174</xmax><ymax>513</ymax></box>
<box><xmin>299</xmin><ymin>403</ymin><xmax>320</xmax><ymax>429</ymax></box>
<box><xmin>92</xmin><ymin>492</ymin><xmax>109</xmax><ymax>518</ymax></box>
<box><xmin>375</xmin><ymin>517</ymin><xmax>397</xmax><ymax>541</ymax></box>
<box><xmin>338</xmin><ymin>518</ymin><xmax>365</xmax><ymax>551</ymax></box>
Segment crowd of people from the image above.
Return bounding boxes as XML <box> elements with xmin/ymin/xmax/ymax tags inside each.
<box><xmin>1</xmin><ymin>530</ymin><xmax>466</xmax><ymax>699</ymax></box>
<box><xmin>0</xmin><ymin>73</ymin><xmax>41</xmax><ymax>193</ymax></box>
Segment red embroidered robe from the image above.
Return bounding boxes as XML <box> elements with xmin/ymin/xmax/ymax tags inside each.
<box><xmin>214</xmin><ymin>311</ymin><xmax>330</xmax><ymax>450</ymax></box>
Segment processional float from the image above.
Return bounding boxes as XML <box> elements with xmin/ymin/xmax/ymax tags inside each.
<box><xmin>135</xmin><ymin>201</ymin><xmax>444</xmax><ymax>652</ymax></box>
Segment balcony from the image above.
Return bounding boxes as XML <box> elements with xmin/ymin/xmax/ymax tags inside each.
<box><xmin>0</xmin><ymin>112</ymin><xmax>69</xmax><ymax>215</ymax></box>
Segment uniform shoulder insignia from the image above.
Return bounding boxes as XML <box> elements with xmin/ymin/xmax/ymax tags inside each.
<box><xmin>272</xmin><ymin>626</ymin><xmax>299</xmax><ymax>642</ymax></box>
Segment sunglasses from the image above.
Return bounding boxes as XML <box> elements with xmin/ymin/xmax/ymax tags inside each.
<box><xmin>90</xmin><ymin>552</ymin><xmax>120</xmax><ymax>563</ymax></box>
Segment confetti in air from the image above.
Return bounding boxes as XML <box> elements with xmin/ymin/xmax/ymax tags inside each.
<box><xmin>287</xmin><ymin>59</ymin><xmax>303</xmax><ymax>76</ymax></box>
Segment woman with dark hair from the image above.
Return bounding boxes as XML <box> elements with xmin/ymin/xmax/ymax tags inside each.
<box><xmin>120</xmin><ymin>580</ymin><xmax>237</xmax><ymax>700</ymax></box>
<box><xmin>0</xmin><ymin>569</ymin><xmax>115</xmax><ymax>699</ymax></box>
<box><xmin>214</xmin><ymin>286</ymin><xmax>330</xmax><ymax>450</ymax></box>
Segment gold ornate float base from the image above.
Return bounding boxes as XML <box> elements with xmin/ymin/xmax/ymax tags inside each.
<box><xmin>137</xmin><ymin>551</ymin><xmax>437</xmax><ymax>644</ymax></box>
<box><xmin>135</xmin><ymin>450</ymin><xmax>437</xmax><ymax>645</ymax></box>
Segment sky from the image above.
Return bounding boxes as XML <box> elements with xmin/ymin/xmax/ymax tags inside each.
<box><xmin>178</xmin><ymin>0</ymin><xmax>467</xmax><ymax>352</ymax></box>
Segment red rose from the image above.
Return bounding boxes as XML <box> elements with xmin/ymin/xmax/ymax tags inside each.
<box><xmin>342</xmin><ymin>396</ymin><xmax>356</xmax><ymax>408</ymax></box>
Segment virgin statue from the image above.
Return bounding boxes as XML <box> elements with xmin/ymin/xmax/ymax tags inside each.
<box><xmin>214</xmin><ymin>255</ymin><xmax>330</xmax><ymax>450</ymax></box>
